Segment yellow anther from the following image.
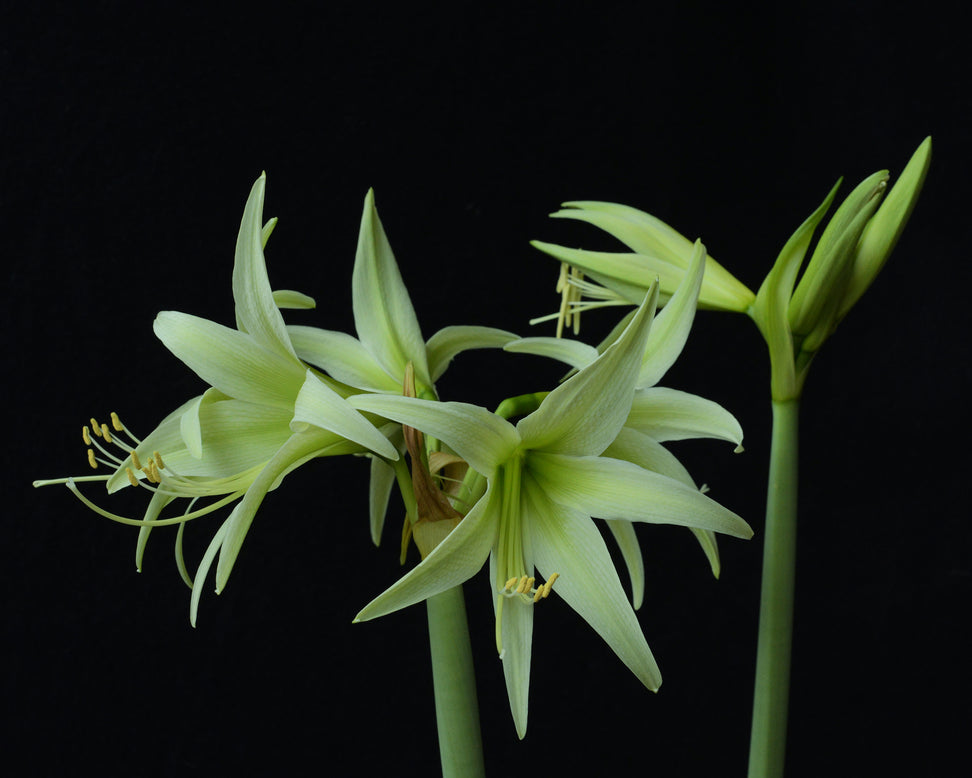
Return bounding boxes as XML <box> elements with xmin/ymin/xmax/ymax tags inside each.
<box><xmin>125</xmin><ymin>467</ymin><xmax>139</xmax><ymax>487</ymax></box>
<box><xmin>87</xmin><ymin>449</ymin><xmax>98</xmax><ymax>469</ymax></box>
<box><xmin>90</xmin><ymin>418</ymin><xmax>102</xmax><ymax>437</ymax></box>
<box><xmin>100</xmin><ymin>423</ymin><xmax>113</xmax><ymax>444</ymax></box>
<box><xmin>110</xmin><ymin>412</ymin><xmax>123</xmax><ymax>432</ymax></box>
<box><xmin>147</xmin><ymin>459</ymin><xmax>161</xmax><ymax>483</ymax></box>
<box><xmin>504</xmin><ymin>577</ymin><xmax>519</xmax><ymax>591</ymax></box>
<box><xmin>82</xmin><ymin>426</ymin><xmax>92</xmax><ymax>446</ymax></box>
<box><xmin>130</xmin><ymin>450</ymin><xmax>142</xmax><ymax>470</ymax></box>
<box><xmin>516</xmin><ymin>575</ymin><xmax>530</xmax><ymax>594</ymax></box>
<box><xmin>541</xmin><ymin>572</ymin><xmax>560</xmax><ymax>598</ymax></box>
<box><xmin>153</xmin><ymin>451</ymin><xmax>165</xmax><ymax>470</ymax></box>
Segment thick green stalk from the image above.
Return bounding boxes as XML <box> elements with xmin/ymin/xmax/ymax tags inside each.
<box><xmin>426</xmin><ymin>585</ymin><xmax>485</xmax><ymax>778</ymax></box>
<box><xmin>748</xmin><ymin>398</ymin><xmax>800</xmax><ymax>778</ymax></box>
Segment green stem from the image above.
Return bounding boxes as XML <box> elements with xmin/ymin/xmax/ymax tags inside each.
<box><xmin>426</xmin><ymin>585</ymin><xmax>485</xmax><ymax>778</ymax></box>
<box><xmin>747</xmin><ymin>398</ymin><xmax>800</xmax><ymax>778</ymax></box>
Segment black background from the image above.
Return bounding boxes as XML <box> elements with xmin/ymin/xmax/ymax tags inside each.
<box><xmin>4</xmin><ymin>2</ymin><xmax>968</xmax><ymax>776</ymax></box>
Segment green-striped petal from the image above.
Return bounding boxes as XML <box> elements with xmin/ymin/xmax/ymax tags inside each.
<box><xmin>530</xmin><ymin>452</ymin><xmax>752</xmax><ymax>539</ymax></box>
<box><xmin>214</xmin><ymin>429</ymin><xmax>347</xmax><ymax>592</ymax></box>
<box><xmin>604</xmin><ymin>427</ymin><xmax>721</xmax><ymax>578</ymax></box>
<box><xmin>352</xmin><ymin>190</ymin><xmax>431</xmax><ymax>389</ymax></box>
<box><xmin>154</xmin><ymin>311</ymin><xmax>305</xmax><ymax>409</ymax></box>
<box><xmin>354</xmin><ymin>484</ymin><xmax>501</xmax><ymax>622</ymax></box>
<box><xmin>288</xmin><ymin>326</ymin><xmax>403</xmax><ymax>393</ymax></box>
<box><xmin>292</xmin><ymin>370</ymin><xmax>399</xmax><ymax>461</ymax></box>
<box><xmin>426</xmin><ymin>325</ymin><xmax>519</xmax><ymax>383</ymax></box>
<box><xmin>525</xmin><ymin>476</ymin><xmax>662</xmax><ymax>690</ymax></box>
<box><xmin>272</xmin><ymin>289</ymin><xmax>316</xmax><ymax>310</ymax></box>
<box><xmin>637</xmin><ymin>240</ymin><xmax>706</xmax><ymax>388</ymax></box>
<box><xmin>231</xmin><ymin>174</ymin><xmax>300</xmax><ymax>360</ymax></box>
<box><xmin>503</xmin><ymin>337</ymin><xmax>598</xmax><ymax>370</ymax></box>
<box><xmin>349</xmin><ymin>394</ymin><xmax>520</xmax><ymax>480</ymax></box>
<box><xmin>626</xmin><ymin>387</ymin><xmax>744</xmax><ymax>447</ymax></box>
<box><xmin>603</xmin><ymin>519</ymin><xmax>646</xmax><ymax>610</ymax></box>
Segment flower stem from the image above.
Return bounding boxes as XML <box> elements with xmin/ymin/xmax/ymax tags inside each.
<box><xmin>747</xmin><ymin>398</ymin><xmax>800</xmax><ymax>778</ymax></box>
<box><xmin>426</xmin><ymin>585</ymin><xmax>485</xmax><ymax>778</ymax></box>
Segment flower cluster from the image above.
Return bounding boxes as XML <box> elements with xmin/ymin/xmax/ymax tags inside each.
<box><xmin>35</xmin><ymin>172</ymin><xmax>752</xmax><ymax>735</ymax></box>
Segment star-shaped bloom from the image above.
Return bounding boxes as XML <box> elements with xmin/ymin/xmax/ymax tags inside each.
<box><xmin>286</xmin><ymin>189</ymin><xmax>519</xmax><ymax>543</ymax></box>
<box><xmin>348</xmin><ymin>284</ymin><xmax>752</xmax><ymax>737</ymax></box>
<box><xmin>504</xmin><ymin>241</ymin><xmax>744</xmax><ymax>603</ymax></box>
<box><xmin>34</xmin><ymin>173</ymin><xmax>399</xmax><ymax>622</ymax></box>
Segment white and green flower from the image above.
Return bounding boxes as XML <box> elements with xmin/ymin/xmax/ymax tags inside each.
<box><xmin>286</xmin><ymin>189</ymin><xmax>519</xmax><ymax>543</ymax></box>
<box><xmin>504</xmin><ymin>241</ymin><xmax>744</xmax><ymax>600</ymax></box>
<box><xmin>348</xmin><ymin>286</ymin><xmax>752</xmax><ymax>737</ymax></box>
<box><xmin>34</xmin><ymin>173</ymin><xmax>399</xmax><ymax>623</ymax></box>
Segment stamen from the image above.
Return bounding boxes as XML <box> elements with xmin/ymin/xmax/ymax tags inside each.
<box><xmin>148</xmin><ymin>459</ymin><xmax>161</xmax><ymax>483</ymax></box>
<box><xmin>82</xmin><ymin>426</ymin><xmax>91</xmax><ymax>446</ymax></box>
<box><xmin>87</xmin><ymin>449</ymin><xmax>98</xmax><ymax>469</ymax></box>
<box><xmin>110</xmin><ymin>412</ymin><xmax>123</xmax><ymax>432</ymax></box>
<box><xmin>126</xmin><ymin>467</ymin><xmax>139</xmax><ymax>487</ymax></box>
<box><xmin>100</xmin><ymin>423</ymin><xmax>113</xmax><ymax>444</ymax></box>
<box><xmin>569</xmin><ymin>267</ymin><xmax>583</xmax><ymax>335</ymax></box>
<box><xmin>153</xmin><ymin>451</ymin><xmax>166</xmax><ymax>470</ymax></box>
<box><xmin>541</xmin><ymin>572</ymin><xmax>560</xmax><ymax>598</ymax></box>
<box><xmin>130</xmin><ymin>450</ymin><xmax>142</xmax><ymax>470</ymax></box>
<box><xmin>504</xmin><ymin>576</ymin><xmax>519</xmax><ymax>591</ymax></box>
<box><xmin>90</xmin><ymin>418</ymin><xmax>102</xmax><ymax>437</ymax></box>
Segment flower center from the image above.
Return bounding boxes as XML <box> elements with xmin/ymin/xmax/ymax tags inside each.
<box><xmin>499</xmin><ymin>572</ymin><xmax>560</xmax><ymax>603</ymax></box>
<box><xmin>493</xmin><ymin>457</ymin><xmax>560</xmax><ymax>656</ymax></box>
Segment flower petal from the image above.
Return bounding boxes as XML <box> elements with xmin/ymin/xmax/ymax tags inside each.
<box><xmin>179</xmin><ymin>387</ymin><xmax>230</xmax><ymax>459</ymax></box>
<box><xmin>349</xmin><ymin>394</ymin><xmax>520</xmax><ymax>480</ymax></box>
<box><xmin>531</xmin><ymin>241</ymin><xmax>682</xmax><ymax>304</ymax></box>
<box><xmin>352</xmin><ymin>190</ymin><xmax>432</xmax><ymax>389</ymax></box>
<box><xmin>550</xmin><ymin>201</ymin><xmax>754</xmax><ymax>310</ymax></box>
<box><xmin>154</xmin><ymin>311</ymin><xmax>306</xmax><ymax>408</ymax></box>
<box><xmin>291</xmin><ymin>370</ymin><xmax>399</xmax><ymax>461</ymax></box>
<box><xmin>637</xmin><ymin>240</ymin><xmax>706</xmax><ymax>388</ymax></box>
<box><xmin>491</xmin><ymin>560</ymin><xmax>534</xmax><ymax>739</ymax></box>
<box><xmin>626</xmin><ymin>387</ymin><xmax>744</xmax><ymax>447</ymax></box>
<box><xmin>603</xmin><ymin>519</ymin><xmax>645</xmax><ymax>610</ymax></box>
<box><xmin>288</xmin><ymin>325</ymin><xmax>402</xmax><ymax>393</ymax></box>
<box><xmin>525</xmin><ymin>476</ymin><xmax>662</xmax><ymax>691</ymax></box>
<box><xmin>604</xmin><ymin>428</ymin><xmax>721</xmax><ymax>578</ymax></box>
<box><xmin>272</xmin><ymin>289</ymin><xmax>316</xmax><ymax>309</ymax></box>
<box><xmin>231</xmin><ymin>174</ymin><xmax>300</xmax><ymax>360</ymax></box>
<box><xmin>426</xmin><ymin>325</ymin><xmax>520</xmax><ymax>383</ymax></box>
<box><xmin>190</xmin><ymin>519</ymin><xmax>229</xmax><ymax>626</ymax></box>
<box><xmin>503</xmin><ymin>337</ymin><xmax>598</xmax><ymax>371</ymax></box>
<box><xmin>214</xmin><ymin>429</ymin><xmax>349</xmax><ymax>592</ymax></box>
<box><xmin>368</xmin><ymin>455</ymin><xmax>397</xmax><ymax>545</ymax></box>
<box><xmin>354</xmin><ymin>484</ymin><xmax>501</xmax><ymax>621</ymax></box>
<box><xmin>516</xmin><ymin>284</ymin><xmax>658</xmax><ymax>457</ymax></box>
<box><xmin>530</xmin><ymin>452</ymin><xmax>752</xmax><ymax>539</ymax></box>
